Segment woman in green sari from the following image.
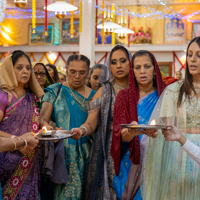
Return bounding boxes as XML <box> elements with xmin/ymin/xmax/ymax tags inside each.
<box><xmin>40</xmin><ymin>54</ymin><xmax>95</xmax><ymax>200</ymax></box>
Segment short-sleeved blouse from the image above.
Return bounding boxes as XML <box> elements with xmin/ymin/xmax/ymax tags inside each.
<box><xmin>0</xmin><ymin>90</ymin><xmax>17</xmax><ymax>113</ymax></box>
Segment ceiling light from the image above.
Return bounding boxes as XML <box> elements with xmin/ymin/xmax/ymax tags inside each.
<box><xmin>47</xmin><ymin>0</ymin><xmax>78</xmax><ymax>19</ymax></box>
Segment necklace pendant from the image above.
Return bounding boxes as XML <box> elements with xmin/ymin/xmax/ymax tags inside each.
<box><xmin>81</xmin><ymin>104</ymin><xmax>85</xmax><ymax>107</ymax></box>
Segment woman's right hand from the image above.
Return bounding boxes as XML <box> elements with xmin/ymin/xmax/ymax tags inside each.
<box><xmin>20</xmin><ymin>132</ymin><xmax>39</xmax><ymax>150</ymax></box>
<box><xmin>71</xmin><ymin>128</ymin><xmax>83</xmax><ymax>140</ymax></box>
<box><xmin>17</xmin><ymin>132</ymin><xmax>39</xmax><ymax>155</ymax></box>
<box><xmin>162</xmin><ymin>125</ymin><xmax>186</xmax><ymax>145</ymax></box>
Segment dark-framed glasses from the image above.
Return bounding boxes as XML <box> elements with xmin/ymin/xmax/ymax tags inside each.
<box><xmin>34</xmin><ymin>72</ymin><xmax>46</xmax><ymax>77</ymax></box>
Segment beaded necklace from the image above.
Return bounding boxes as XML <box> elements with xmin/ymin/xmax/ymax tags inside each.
<box><xmin>69</xmin><ymin>85</ymin><xmax>86</xmax><ymax>107</ymax></box>
<box><xmin>114</xmin><ymin>81</ymin><xmax>124</xmax><ymax>91</ymax></box>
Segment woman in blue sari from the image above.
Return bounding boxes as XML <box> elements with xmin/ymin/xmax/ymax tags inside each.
<box><xmin>39</xmin><ymin>54</ymin><xmax>95</xmax><ymax>200</ymax></box>
<box><xmin>111</xmin><ymin>50</ymin><xmax>166</xmax><ymax>200</ymax></box>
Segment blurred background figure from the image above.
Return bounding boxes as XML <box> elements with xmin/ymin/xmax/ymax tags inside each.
<box><xmin>46</xmin><ymin>63</ymin><xmax>59</xmax><ymax>83</ymax></box>
<box><xmin>33</xmin><ymin>62</ymin><xmax>54</xmax><ymax>90</ymax></box>
<box><xmin>58</xmin><ymin>72</ymin><xmax>67</xmax><ymax>84</ymax></box>
<box><xmin>87</xmin><ymin>64</ymin><xmax>106</xmax><ymax>90</ymax></box>
<box><xmin>175</xmin><ymin>70</ymin><xmax>182</xmax><ymax>80</ymax></box>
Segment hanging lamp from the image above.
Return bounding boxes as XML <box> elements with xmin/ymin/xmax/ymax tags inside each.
<box><xmin>97</xmin><ymin>19</ymin><xmax>122</xmax><ymax>35</ymax></box>
<box><xmin>14</xmin><ymin>0</ymin><xmax>27</xmax><ymax>8</ymax></box>
<box><xmin>47</xmin><ymin>0</ymin><xmax>78</xmax><ymax>20</ymax></box>
<box><xmin>114</xmin><ymin>27</ymin><xmax>134</xmax><ymax>39</ymax></box>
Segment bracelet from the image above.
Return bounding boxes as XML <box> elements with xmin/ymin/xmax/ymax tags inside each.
<box><xmin>16</xmin><ymin>137</ymin><xmax>27</xmax><ymax>150</ymax></box>
<box><xmin>80</xmin><ymin>126</ymin><xmax>88</xmax><ymax>137</ymax></box>
<box><xmin>11</xmin><ymin>139</ymin><xmax>17</xmax><ymax>151</ymax></box>
<box><xmin>20</xmin><ymin>139</ymin><xmax>27</xmax><ymax>150</ymax></box>
<box><xmin>11</xmin><ymin>135</ymin><xmax>16</xmax><ymax>139</ymax></box>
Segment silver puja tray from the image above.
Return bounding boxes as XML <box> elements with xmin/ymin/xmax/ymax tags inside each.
<box><xmin>120</xmin><ymin>124</ymin><xmax>171</xmax><ymax>130</ymax></box>
<box><xmin>37</xmin><ymin>130</ymin><xmax>75</xmax><ymax>141</ymax></box>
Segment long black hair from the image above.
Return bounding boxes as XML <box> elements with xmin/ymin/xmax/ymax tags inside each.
<box><xmin>45</xmin><ymin>63</ymin><xmax>59</xmax><ymax>83</ymax></box>
<box><xmin>177</xmin><ymin>37</ymin><xmax>200</xmax><ymax>107</ymax></box>
<box><xmin>109</xmin><ymin>45</ymin><xmax>130</xmax><ymax>63</ymax></box>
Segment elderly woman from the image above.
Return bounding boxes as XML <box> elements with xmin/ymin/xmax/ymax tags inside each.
<box><xmin>0</xmin><ymin>50</ymin><xmax>44</xmax><ymax>200</ymax></box>
<box><xmin>46</xmin><ymin>64</ymin><xmax>59</xmax><ymax>83</ymax></box>
<box><xmin>72</xmin><ymin>45</ymin><xmax>132</xmax><ymax>199</ymax></box>
<box><xmin>142</xmin><ymin>37</ymin><xmax>200</xmax><ymax>200</ymax></box>
<box><xmin>111</xmin><ymin>50</ymin><xmax>166</xmax><ymax>199</ymax></box>
<box><xmin>40</xmin><ymin>54</ymin><xmax>95</xmax><ymax>199</ymax></box>
<box><xmin>33</xmin><ymin>62</ymin><xmax>54</xmax><ymax>90</ymax></box>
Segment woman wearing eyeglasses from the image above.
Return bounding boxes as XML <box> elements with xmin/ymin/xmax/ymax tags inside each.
<box><xmin>33</xmin><ymin>62</ymin><xmax>54</xmax><ymax>90</ymax></box>
<box><xmin>39</xmin><ymin>55</ymin><xmax>95</xmax><ymax>200</ymax></box>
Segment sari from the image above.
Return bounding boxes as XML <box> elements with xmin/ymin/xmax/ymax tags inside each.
<box><xmin>113</xmin><ymin>91</ymin><xmax>159</xmax><ymax>200</ymax></box>
<box><xmin>0</xmin><ymin>90</ymin><xmax>42</xmax><ymax>200</ymax></box>
<box><xmin>111</xmin><ymin>51</ymin><xmax>166</xmax><ymax>200</ymax></box>
<box><xmin>84</xmin><ymin>82</ymin><xmax>117</xmax><ymax>200</ymax></box>
<box><xmin>0</xmin><ymin>183</ymin><xmax>2</xmax><ymax>200</ymax></box>
<box><xmin>42</xmin><ymin>83</ymin><xmax>95</xmax><ymax>200</ymax></box>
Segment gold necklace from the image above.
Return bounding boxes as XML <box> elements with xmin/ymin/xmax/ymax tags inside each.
<box><xmin>69</xmin><ymin>85</ymin><xmax>86</xmax><ymax>107</ymax></box>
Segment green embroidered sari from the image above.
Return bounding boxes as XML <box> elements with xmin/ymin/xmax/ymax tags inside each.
<box><xmin>42</xmin><ymin>83</ymin><xmax>95</xmax><ymax>200</ymax></box>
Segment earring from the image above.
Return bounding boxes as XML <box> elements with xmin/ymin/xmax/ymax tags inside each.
<box><xmin>154</xmin><ymin>75</ymin><xmax>156</xmax><ymax>79</ymax></box>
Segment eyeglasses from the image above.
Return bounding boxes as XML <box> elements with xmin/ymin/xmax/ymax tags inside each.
<box><xmin>34</xmin><ymin>72</ymin><xmax>46</xmax><ymax>78</ymax></box>
<box><xmin>68</xmin><ymin>70</ymin><xmax>87</xmax><ymax>77</ymax></box>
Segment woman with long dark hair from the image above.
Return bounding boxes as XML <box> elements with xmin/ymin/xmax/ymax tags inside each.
<box><xmin>142</xmin><ymin>37</ymin><xmax>200</xmax><ymax>199</ymax></box>
<box><xmin>46</xmin><ymin>64</ymin><xmax>59</xmax><ymax>83</ymax></box>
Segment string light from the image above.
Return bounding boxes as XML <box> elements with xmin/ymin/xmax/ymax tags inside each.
<box><xmin>4</xmin><ymin>1</ymin><xmax>200</xmax><ymax>24</ymax></box>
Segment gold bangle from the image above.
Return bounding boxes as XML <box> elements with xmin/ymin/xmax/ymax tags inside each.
<box><xmin>127</xmin><ymin>129</ymin><xmax>131</xmax><ymax>136</ymax></box>
<box><xmin>11</xmin><ymin>139</ymin><xmax>17</xmax><ymax>151</ymax></box>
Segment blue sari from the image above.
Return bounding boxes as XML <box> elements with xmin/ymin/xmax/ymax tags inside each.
<box><xmin>0</xmin><ymin>182</ymin><xmax>2</xmax><ymax>200</ymax></box>
<box><xmin>42</xmin><ymin>83</ymin><xmax>95</xmax><ymax>200</ymax></box>
<box><xmin>113</xmin><ymin>90</ymin><xmax>159</xmax><ymax>200</ymax></box>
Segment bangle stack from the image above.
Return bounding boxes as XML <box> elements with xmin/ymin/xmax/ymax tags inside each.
<box><xmin>16</xmin><ymin>137</ymin><xmax>27</xmax><ymax>150</ymax></box>
<box><xmin>80</xmin><ymin>126</ymin><xmax>88</xmax><ymax>137</ymax></box>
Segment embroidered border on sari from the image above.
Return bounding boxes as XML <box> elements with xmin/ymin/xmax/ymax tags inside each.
<box><xmin>3</xmin><ymin>94</ymin><xmax>26</xmax><ymax>120</ymax></box>
<box><xmin>2</xmin><ymin>93</ymin><xmax>40</xmax><ymax>200</ymax></box>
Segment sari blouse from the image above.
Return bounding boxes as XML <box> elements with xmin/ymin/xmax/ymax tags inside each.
<box><xmin>0</xmin><ymin>90</ymin><xmax>17</xmax><ymax>113</ymax></box>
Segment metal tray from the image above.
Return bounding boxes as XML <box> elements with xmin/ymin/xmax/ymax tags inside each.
<box><xmin>37</xmin><ymin>130</ymin><xmax>75</xmax><ymax>141</ymax></box>
<box><xmin>120</xmin><ymin>124</ymin><xmax>171</xmax><ymax>130</ymax></box>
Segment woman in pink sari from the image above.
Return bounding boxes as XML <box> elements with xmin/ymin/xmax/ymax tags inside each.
<box><xmin>0</xmin><ymin>50</ymin><xmax>44</xmax><ymax>200</ymax></box>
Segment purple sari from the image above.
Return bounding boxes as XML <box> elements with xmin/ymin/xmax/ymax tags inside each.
<box><xmin>0</xmin><ymin>91</ymin><xmax>42</xmax><ymax>200</ymax></box>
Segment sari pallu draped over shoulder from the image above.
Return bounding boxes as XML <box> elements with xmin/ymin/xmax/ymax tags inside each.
<box><xmin>0</xmin><ymin>91</ymin><xmax>42</xmax><ymax>200</ymax></box>
<box><xmin>111</xmin><ymin>52</ymin><xmax>166</xmax><ymax>199</ymax></box>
